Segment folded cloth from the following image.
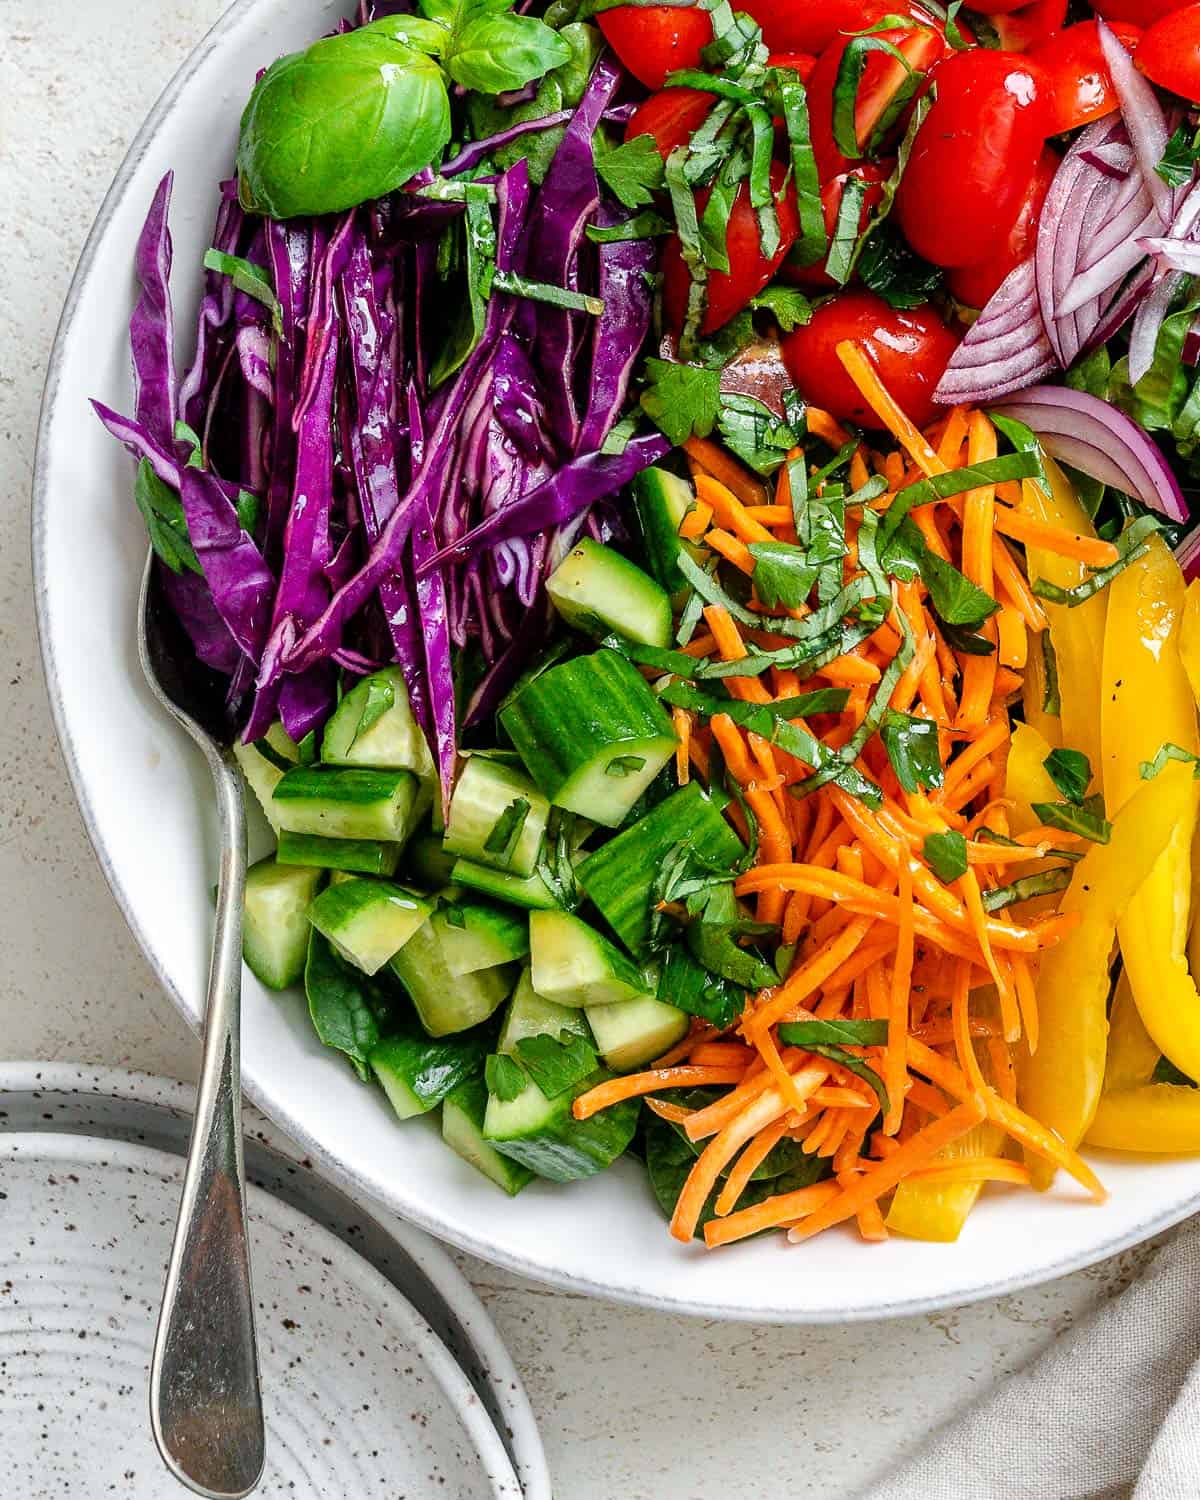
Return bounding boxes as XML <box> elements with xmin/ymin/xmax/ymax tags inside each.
<box><xmin>859</xmin><ymin>1223</ymin><xmax>1200</xmax><ymax>1500</ymax></box>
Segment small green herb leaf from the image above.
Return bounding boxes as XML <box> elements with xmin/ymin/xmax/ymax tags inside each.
<box><xmin>133</xmin><ymin>460</ymin><xmax>201</xmax><ymax>576</ymax></box>
<box><xmin>804</xmin><ymin>1043</ymin><xmax>889</xmax><ymax>1117</ymax></box>
<box><xmin>748</xmin><ymin>541</ymin><xmax>817</xmax><ymax>610</ymax></box>
<box><xmin>924</xmin><ymin>828</ymin><xmax>968</xmax><ymax>883</ymax></box>
<box><xmin>606</xmin><ymin>754</ymin><xmax>648</xmax><ymax>778</ymax></box>
<box><xmin>749</xmin><ymin>284</ymin><xmax>813</xmax><ymax>331</ymax></box>
<box><xmin>485</xmin><ymin>1052</ymin><xmax>527</xmax><ymax>1102</ymax></box>
<box><xmin>880</xmin><ymin>709</ymin><xmax>943</xmax><ymax>794</ymax></box>
<box><xmin>348</xmin><ymin>676</ymin><xmax>396</xmax><ymax>752</ymax></box>
<box><xmin>641</xmin><ymin>358</ymin><xmax>721</xmax><ymax>446</ymax></box>
<box><xmin>483</xmin><ymin>796</ymin><xmax>532</xmax><ymax>861</ymax></box>
<box><xmin>1030</xmin><ymin>798</ymin><xmax>1112</xmax><ymax>844</ymax></box>
<box><xmin>981</xmin><ymin>868</ymin><xmax>1072</xmax><ymax>913</ymax></box>
<box><xmin>1043</xmin><ymin>747</ymin><xmax>1091</xmax><ymax>806</ymax></box>
<box><xmin>921</xmin><ymin>551</ymin><xmax>1001</xmax><ymax>628</ymax></box>
<box><xmin>1042</xmin><ymin>632</ymin><xmax>1061</xmax><ymax>715</ymax></box>
<box><xmin>597</xmin><ymin>134</ymin><xmax>667</xmax><ymax>210</ymax></box>
<box><xmin>855</xmin><ymin>222</ymin><xmax>943</xmax><ymax>309</ymax></box>
<box><xmin>718</xmin><ymin>394</ymin><xmax>801</xmax><ymax>475</ymax></box>
<box><xmin>1139</xmin><ymin>742</ymin><xmax>1200</xmax><ymax>781</ymax></box>
<box><xmin>202</xmin><ymin>249</ymin><xmax>279</xmax><ymax>325</ymax></box>
<box><xmin>778</xmin><ymin>1019</ymin><xmax>888</xmax><ymax>1047</ymax></box>
<box><xmin>1157</xmin><ymin>122</ymin><xmax>1200</xmax><ymax>189</ymax></box>
<box><xmin>514</xmin><ymin>1030</ymin><xmax>598</xmax><ymax>1099</ymax></box>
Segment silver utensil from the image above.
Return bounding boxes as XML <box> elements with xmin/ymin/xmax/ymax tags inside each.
<box><xmin>138</xmin><ymin>553</ymin><xmax>265</xmax><ymax>1498</ymax></box>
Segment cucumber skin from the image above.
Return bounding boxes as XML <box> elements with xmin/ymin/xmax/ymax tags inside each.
<box><xmin>308</xmin><ymin>879</ymin><xmax>431</xmax><ymax>976</ymax></box>
<box><xmin>484</xmin><ymin>1073</ymin><xmax>640</xmax><ymax>1183</ymax></box>
<box><xmin>546</xmin><ymin>537</ymin><xmax>672</xmax><ymax>648</ymax></box>
<box><xmin>442</xmin><ymin>757</ymin><xmax>549</xmax><ymax>878</ymax></box>
<box><xmin>272</xmin><ymin>766</ymin><xmax>419</xmax><ymax>842</ymax></box>
<box><xmin>242</xmin><ymin>858</ymin><xmax>324</xmax><ymax>991</ymax></box>
<box><xmin>443</xmin><ymin>1077</ymin><xmax>534</xmax><ymax>1196</ymax></box>
<box><xmin>500</xmin><ymin>650</ymin><xmax>677</xmax><ymax>827</ymax></box>
<box><xmin>577</xmin><ymin>783</ymin><xmax>746</xmax><ymax>957</ymax></box>
<box><xmin>633</xmin><ymin>467</ymin><xmax>698</xmax><ymax>599</ymax></box>
<box><xmin>276</xmin><ymin>830</ymin><xmax>402</xmax><ymax>877</ymax></box>
<box><xmin>369</xmin><ymin>1030</ymin><xmax>486</xmax><ymax>1120</ymax></box>
<box><xmin>451</xmin><ymin>857</ymin><xmax>561</xmax><ymax>910</ymax></box>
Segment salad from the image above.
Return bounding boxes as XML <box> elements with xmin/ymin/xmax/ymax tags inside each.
<box><xmin>97</xmin><ymin>0</ymin><xmax>1200</xmax><ymax>1250</ymax></box>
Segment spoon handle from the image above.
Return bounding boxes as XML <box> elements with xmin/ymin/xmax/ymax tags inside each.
<box><xmin>150</xmin><ymin>748</ymin><xmax>265</xmax><ymax>1499</ymax></box>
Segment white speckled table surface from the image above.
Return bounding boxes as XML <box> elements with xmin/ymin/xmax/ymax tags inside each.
<box><xmin>0</xmin><ymin>3</ymin><xmax>1169</xmax><ymax>1495</ymax></box>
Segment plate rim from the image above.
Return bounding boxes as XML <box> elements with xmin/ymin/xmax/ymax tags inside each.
<box><xmin>0</xmin><ymin>1059</ymin><xmax>549</xmax><ymax>1497</ymax></box>
<box><xmin>31</xmin><ymin>0</ymin><xmax>1200</xmax><ymax>1324</ymax></box>
<box><xmin>0</xmin><ymin>1126</ymin><xmax>524</xmax><ymax>1499</ymax></box>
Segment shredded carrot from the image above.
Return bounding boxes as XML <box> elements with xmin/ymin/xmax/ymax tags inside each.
<box><xmin>704</xmin><ymin>1181</ymin><xmax>842</xmax><ymax>1247</ymax></box>
<box><xmin>572</xmin><ymin>1066</ymin><xmax>745</xmax><ymax>1121</ymax></box>
<box><xmin>992</xmin><ymin>503</ymin><xmax>1119</xmax><ymax>568</ymax></box>
<box><xmin>715</xmin><ymin>1117</ymin><xmax>793</xmax><ymax>1217</ymax></box>
<box><xmin>835</xmin><ymin>341</ymin><xmax>942</xmax><ymax>476</ymax></box>
<box><xmin>673</xmin><ymin>707</ymin><xmax>691</xmax><ymax>786</ymax></box>
<box><xmin>684</xmin><ymin>435</ymin><xmax>768</xmax><ymax>507</ymax></box>
<box><xmin>884</xmin><ymin>856</ymin><xmax>914</xmax><ymax>1135</ymax></box>
<box><xmin>678</xmin><ymin>499</ymin><xmax>713</xmax><ymax>540</ymax></box>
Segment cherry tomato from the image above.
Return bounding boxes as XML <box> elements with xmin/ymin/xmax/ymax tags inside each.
<box><xmin>895</xmin><ymin>50</ymin><xmax>1055</xmax><ymax>269</ymax></box>
<box><xmin>769</xmin><ymin>50</ymin><xmax>818</xmax><ymax>83</ymax></box>
<box><xmin>1137</xmin><ymin>4</ymin><xmax>1200</xmax><ymax>102</ymax></box>
<box><xmin>964</xmin><ymin>0</ymin><xmax>1028</xmax><ymax>11</ymax></box>
<box><xmin>807</xmin><ymin>16</ymin><xmax>948</xmax><ymax>184</ymax></box>
<box><xmin>624</xmin><ymin>88</ymin><xmax>715</xmax><ymax>160</ymax></box>
<box><xmin>739</xmin><ymin>0</ymin><xmax>890</xmax><ymax>56</ymax></box>
<box><xmin>781</xmin><ymin>290</ymin><xmax>959</xmax><ymax>428</ymax></box>
<box><xmin>662</xmin><ymin>162</ymin><xmax>801</xmax><ymax>333</ymax></box>
<box><xmin>597</xmin><ymin>6</ymin><xmax>711</xmax><ymax>90</ymax></box>
<box><xmin>1033</xmin><ymin>21</ymin><xmax>1140</xmax><ymax>134</ymax></box>
<box><xmin>992</xmin><ymin>0</ymin><xmax>1067</xmax><ymax>52</ymax></box>
<box><xmin>1091</xmin><ymin>0</ymin><xmax>1183</xmax><ymax>24</ymax></box>
<box><xmin>780</xmin><ymin>163</ymin><xmax>890</xmax><ymax>289</ymax></box>
<box><xmin>946</xmin><ymin>146</ymin><xmax>1058</xmax><ymax>309</ymax></box>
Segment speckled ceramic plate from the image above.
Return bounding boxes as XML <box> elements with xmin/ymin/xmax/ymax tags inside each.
<box><xmin>33</xmin><ymin>0</ymin><xmax>1200</xmax><ymax>1323</ymax></box>
<box><xmin>0</xmin><ymin>1063</ymin><xmax>549</xmax><ymax>1499</ymax></box>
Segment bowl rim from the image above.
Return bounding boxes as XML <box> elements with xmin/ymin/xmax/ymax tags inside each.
<box><xmin>32</xmin><ymin>0</ymin><xmax>1200</xmax><ymax>1324</ymax></box>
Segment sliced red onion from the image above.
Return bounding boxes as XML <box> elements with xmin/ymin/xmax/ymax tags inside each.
<box><xmin>935</xmin><ymin>260</ymin><xmax>1056</xmax><ymax>404</ymax></box>
<box><xmin>990</xmin><ymin>385</ymin><xmax>1188</xmax><ymax>523</ymax></box>
<box><xmin>1097</xmin><ymin>20</ymin><xmax>1174</xmax><ymax>226</ymax></box>
<box><xmin>1055</xmin><ymin>200</ymin><xmax>1156</xmax><ymax>318</ymax></box>
<box><xmin>1080</xmin><ymin>143</ymin><xmax>1135</xmax><ymax>178</ymax></box>
<box><xmin>1139</xmin><ymin>237</ymin><xmax>1200</xmax><ymax>275</ymax></box>
<box><xmin>1128</xmin><ymin>269</ymin><xmax>1187</xmax><ymax>384</ymax></box>
<box><xmin>1176</xmin><ymin>525</ymin><xmax>1200</xmax><ymax>581</ymax></box>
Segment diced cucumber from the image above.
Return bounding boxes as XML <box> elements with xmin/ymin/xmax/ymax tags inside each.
<box><xmin>407</xmin><ymin>834</ymin><xmax>458</xmax><ymax>890</ymax></box>
<box><xmin>389</xmin><ymin>919</ymin><xmax>517</xmax><ymax>1036</ymax></box>
<box><xmin>263</xmin><ymin>721</ymin><xmax>313</xmax><ymax>764</ymax></box>
<box><xmin>276</xmin><ymin>830</ymin><xmax>401</xmax><ymax>877</ymax></box>
<box><xmin>633</xmin><ymin>466</ymin><xmax>700</xmax><ymax>600</ymax></box>
<box><xmin>328</xmin><ymin>870</ymin><xmax>356</xmax><ymax>886</ymax></box>
<box><xmin>497</xmin><ymin>968</ymin><xmax>592</xmax><ymax>1054</ymax></box>
<box><xmin>369</xmin><ymin>1028</ymin><xmax>486</xmax><ymax>1121</ymax></box>
<box><xmin>483</xmin><ymin>1071</ymin><xmax>639</xmax><ymax>1183</ymax></box>
<box><xmin>308</xmin><ymin>879</ymin><xmax>432</xmax><ymax>976</ymax></box>
<box><xmin>546</xmin><ymin>538</ymin><xmax>672</xmax><ymax>648</ymax></box>
<box><xmin>272</xmin><ymin>765</ymin><xmax>420</xmax><ymax>842</ymax></box>
<box><xmin>242</xmin><ymin>857</ymin><xmax>325</xmax><ymax>991</ymax></box>
<box><xmin>442</xmin><ymin>1076</ymin><xmax>534</xmax><ymax>1195</ymax></box>
<box><xmin>451</xmin><ymin>857</ymin><xmax>560</xmax><ymax>910</ymax></box>
<box><xmin>433</xmin><ymin>903</ymin><xmax>529</xmax><ymax>977</ymax></box>
<box><xmin>234</xmin><ymin>740</ymin><xmax>290</xmax><ymax>832</ymax></box>
<box><xmin>586</xmin><ymin>993</ymin><xmax>689</xmax><ymax>1072</ymax></box>
<box><xmin>321</xmin><ymin>666</ymin><xmax>434</xmax><ymax>778</ymax></box>
<box><xmin>443</xmin><ymin>757</ymin><xmax>549</xmax><ymax>878</ymax></box>
<box><xmin>577</xmin><ymin>783</ymin><xmax>745</xmax><ymax>957</ymax></box>
<box><xmin>529</xmin><ymin>909</ymin><xmax>649</xmax><ymax>1007</ymax></box>
<box><xmin>500</xmin><ymin>650</ymin><xmax>677</xmax><ymax>827</ymax></box>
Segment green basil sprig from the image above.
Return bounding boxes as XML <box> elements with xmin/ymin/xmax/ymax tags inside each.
<box><xmin>238</xmin><ymin>5</ymin><xmax>570</xmax><ymax>219</ymax></box>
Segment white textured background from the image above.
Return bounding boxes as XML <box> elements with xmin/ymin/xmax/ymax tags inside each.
<box><xmin>0</xmin><ymin>3</ymin><xmax>1161</xmax><ymax>1495</ymax></box>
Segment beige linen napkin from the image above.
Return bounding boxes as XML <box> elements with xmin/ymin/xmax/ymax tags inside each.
<box><xmin>860</xmin><ymin>1225</ymin><xmax>1200</xmax><ymax>1499</ymax></box>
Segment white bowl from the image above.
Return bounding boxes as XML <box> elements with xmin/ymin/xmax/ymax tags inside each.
<box><xmin>33</xmin><ymin>0</ymin><xmax>1200</xmax><ymax>1322</ymax></box>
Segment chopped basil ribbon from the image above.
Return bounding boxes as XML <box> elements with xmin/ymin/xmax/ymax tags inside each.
<box><xmin>1139</xmin><ymin>742</ymin><xmax>1200</xmax><ymax>780</ymax></box>
<box><xmin>1043</xmin><ymin>747</ymin><xmax>1091</xmax><ymax>805</ymax></box>
<box><xmin>483</xmin><ymin>796</ymin><xmax>531</xmax><ymax>860</ymax></box>
<box><xmin>664</xmin><ymin>145</ymin><xmax>708</xmax><ymax>357</ymax></box>
<box><xmin>1041</xmin><ymin>632</ymin><xmax>1061</xmax><ymax>715</ymax></box>
<box><xmin>490</xmin><ymin>269</ymin><xmax>603</xmax><ymax>315</ymax></box>
<box><xmin>745</xmin><ymin>100</ymin><xmax>781</xmax><ymax>259</ymax></box>
<box><xmin>1032</xmin><ymin>515</ymin><xmax>1162</xmax><ymax>609</ymax></box>
<box><xmin>778</xmin><ymin>1018</ymin><xmax>888</xmax><ymax>1047</ymax></box>
<box><xmin>924</xmin><ymin>828</ymin><xmax>968</xmax><ymax>883</ymax></box>
<box><xmin>663</xmin><ymin>68</ymin><xmax>759</xmax><ymax>103</ymax></box>
<box><xmin>981</xmin><ymin>869</ymin><xmax>1072</xmax><ymax>913</ymax></box>
<box><xmin>831</xmin><ymin>34</ymin><xmax>918</xmax><ymax>160</ymax></box>
<box><xmin>772</xmin><ymin>67</ymin><xmax>826</xmax><ymax>267</ymax></box>
<box><xmin>599</xmin><ymin>634</ymin><xmax>700</xmax><ymax>679</ymax></box>
<box><xmin>586</xmin><ymin>211</ymin><xmax>671</xmax><ymax>243</ymax></box>
<box><xmin>202</xmin><ymin>249</ymin><xmax>280</xmax><ymax>327</ymax></box>
<box><xmin>879</xmin><ymin>451</ymin><xmax>1043</xmax><ymax>550</ymax></box>
<box><xmin>1030</xmin><ymin>798</ymin><xmax>1112</xmax><ymax>844</ymax></box>
<box><xmin>797</xmin><ymin>1043</ymin><xmax>889</xmax><ymax>1115</ymax></box>
<box><xmin>826</xmin><ymin>174</ymin><xmax>868</xmax><ymax>286</ymax></box>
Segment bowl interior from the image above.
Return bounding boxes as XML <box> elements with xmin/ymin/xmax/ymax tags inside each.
<box><xmin>34</xmin><ymin>0</ymin><xmax>1200</xmax><ymax>1321</ymax></box>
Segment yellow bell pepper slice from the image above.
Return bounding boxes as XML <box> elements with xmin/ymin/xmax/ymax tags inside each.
<box><xmin>1021</xmin><ymin>632</ymin><xmax>1062</xmax><ymax>749</ymax></box>
<box><xmin>1019</xmin><ymin>461</ymin><xmax>1106</xmax><ymax>772</ymax></box>
<box><xmin>1017</xmin><ymin>768</ymin><xmax>1184</xmax><ymax>1187</ymax></box>
<box><xmin>1101</xmin><ymin>534</ymin><xmax>1200</xmax><ymax>1084</ymax></box>
<box><xmin>885</xmin><ymin>1117</ymin><xmax>1006</xmax><ymax>1241</ymax></box>
<box><xmin>1103</xmin><ymin>967</ymin><xmax>1159</xmax><ymax>1093</ymax></box>
<box><xmin>1086</xmin><ymin>1085</ymin><xmax>1200</xmax><ymax>1153</ymax></box>
<box><xmin>1177</xmin><ymin>581</ymin><xmax>1200</xmax><ymax>986</ymax></box>
<box><xmin>1004</xmin><ymin>721</ymin><xmax>1059</xmax><ymax>835</ymax></box>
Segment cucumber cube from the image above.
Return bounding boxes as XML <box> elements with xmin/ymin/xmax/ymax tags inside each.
<box><xmin>529</xmin><ymin>910</ymin><xmax>649</xmax><ymax>1008</ymax></box>
<box><xmin>586</xmin><ymin>994</ymin><xmax>689</xmax><ymax>1073</ymax></box>
<box><xmin>272</xmin><ymin>765</ymin><xmax>420</xmax><ymax>842</ymax></box>
<box><xmin>433</xmin><ymin>903</ymin><xmax>529</xmax><ymax>977</ymax></box>
<box><xmin>443</xmin><ymin>757</ymin><xmax>550</xmax><ymax>878</ymax></box>
<box><xmin>497</xmin><ymin>968</ymin><xmax>592</xmax><ymax>1054</ymax></box>
<box><xmin>389</xmin><ymin>919</ymin><xmax>517</xmax><ymax>1036</ymax></box>
<box><xmin>369</xmin><ymin>1030</ymin><xmax>486</xmax><ymax>1121</ymax></box>
<box><xmin>546</xmin><ymin>537</ymin><xmax>672</xmax><ymax>648</ymax></box>
<box><xmin>443</xmin><ymin>1076</ymin><xmax>534</xmax><ymax>1195</ymax></box>
<box><xmin>321</xmin><ymin>666</ymin><xmax>435</xmax><ymax>777</ymax></box>
<box><xmin>276</xmin><ymin>830</ymin><xmax>401</xmax><ymax>877</ymax></box>
<box><xmin>308</xmin><ymin>879</ymin><xmax>432</xmax><ymax>975</ymax></box>
<box><xmin>242</xmin><ymin>857</ymin><xmax>325</xmax><ymax>991</ymax></box>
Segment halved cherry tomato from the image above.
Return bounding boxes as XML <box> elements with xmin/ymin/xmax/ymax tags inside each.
<box><xmin>1033</xmin><ymin>21</ymin><xmax>1140</xmax><ymax>134</ymax></box>
<box><xmin>739</xmin><ymin>0</ymin><xmax>889</xmax><ymax>56</ymax></box>
<box><xmin>992</xmin><ymin>0</ymin><xmax>1067</xmax><ymax>52</ymax></box>
<box><xmin>895</xmin><ymin>49</ymin><xmax>1055</xmax><ymax>269</ymax></box>
<box><xmin>1137</xmin><ymin>4</ymin><xmax>1200</xmax><ymax>103</ymax></box>
<box><xmin>624</xmin><ymin>88</ymin><xmax>715</xmax><ymax>159</ymax></box>
<box><xmin>1092</xmin><ymin>0</ymin><xmax>1183</xmax><ymax>24</ymax></box>
<box><xmin>597</xmin><ymin>6</ymin><xmax>711</xmax><ymax>90</ymax></box>
<box><xmin>769</xmin><ymin>50</ymin><xmax>818</xmax><ymax>83</ymax></box>
<box><xmin>965</xmin><ymin>0</ymin><xmax>1028</xmax><ymax>11</ymax></box>
<box><xmin>946</xmin><ymin>145</ymin><xmax>1058</xmax><ymax>309</ymax></box>
<box><xmin>779</xmin><ymin>163</ymin><xmax>890</xmax><ymax>289</ymax></box>
<box><xmin>807</xmin><ymin>14</ymin><xmax>948</xmax><ymax>184</ymax></box>
<box><xmin>662</xmin><ymin>162</ymin><xmax>801</xmax><ymax>334</ymax></box>
<box><xmin>781</xmin><ymin>290</ymin><xmax>959</xmax><ymax>428</ymax></box>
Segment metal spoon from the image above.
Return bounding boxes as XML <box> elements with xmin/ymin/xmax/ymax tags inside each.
<box><xmin>138</xmin><ymin>552</ymin><xmax>265</xmax><ymax>1498</ymax></box>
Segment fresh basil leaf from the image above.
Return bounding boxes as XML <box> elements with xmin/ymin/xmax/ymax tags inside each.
<box><xmin>988</xmin><ymin>412</ymin><xmax>1048</xmax><ymax>492</ymax></box>
<box><xmin>133</xmin><ymin>460</ymin><xmax>201</xmax><ymax>576</ymax></box>
<box><xmin>238</xmin><ymin>31</ymin><xmax>451</xmax><ymax>219</ymax></box>
<box><xmin>348</xmin><ymin>676</ymin><xmax>396</xmax><ymax>753</ymax></box>
<box><xmin>778</xmin><ymin>1018</ymin><xmax>888</xmax><ymax>1047</ymax></box>
<box><xmin>831</xmin><ymin>33</ymin><xmax>917</xmax><ymax>159</ymax></box>
<box><xmin>535</xmin><ymin>807</ymin><xmax>584</xmax><ymax>914</ymax></box>
<box><xmin>718</xmin><ymin>393</ymin><xmax>800</xmax><ymax>475</ymax></box>
<box><xmin>234</xmin><ymin>489</ymin><xmax>261</xmax><ymax>539</ymax></box>
<box><xmin>1152</xmin><ymin>1054</ymin><xmax>1198</xmax><ymax>1087</ymax></box>
<box><xmin>981</xmin><ymin>868</ymin><xmax>1072</xmax><ymax>913</ymax></box>
<box><xmin>597</xmin><ymin>133</ymin><xmax>667</xmax><ymax>210</ymax></box>
<box><xmin>855</xmin><ymin>221</ymin><xmax>942</xmax><ymax>308</ymax></box>
<box><xmin>444</xmin><ymin>11</ymin><xmax>571</xmax><ymax>92</ymax></box>
<box><xmin>514</xmin><ymin>1030</ymin><xmax>598</xmax><ymax>1099</ymax></box>
<box><xmin>1030</xmin><ymin>799</ymin><xmax>1112</xmax><ymax>844</ymax></box>
<box><xmin>641</xmin><ymin>358</ymin><xmax>721</xmax><ymax>446</ymax></box>
<box><xmin>879</xmin><ymin>514</ymin><xmax>927</xmax><ymax>582</ymax></box>
<box><xmin>1139</xmin><ymin>742</ymin><xmax>1200</xmax><ymax>781</ymax></box>
<box><xmin>1043</xmin><ymin>747</ymin><xmax>1091</xmax><ymax>806</ymax></box>
<box><xmin>490</xmin><ymin>268</ymin><xmax>604</xmax><ymax>315</ymax></box>
<box><xmin>770</xmin><ymin>66</ymin><xmax>825</xmax><ymax>267</ymax></box>
<box><xmin>657</xmin><ymin>943</ymin><xmax>746</xmax><ymax>1028</ymax></box>
<box><xmin>924</xmin><ymin>828</ymin><xmax>968</xmax><ymax>883</ymax></box>
<box><xmin>749</xmin><ymin>540</ymin><xmax>817</xmax><ymax>609</ymax></box>
<box><xmin>1065</xmin><ymin>345</ymin><xmax>1112</xmax><ymax>400</ymax></box>
<box><xmin>1042</xmin><ymin>632</ymin><xmax>1061</xmax><ymax>714</ymax></box>
<box><xmin>803</xmin><ymin>1043</ymin><xmax>889</xmax><ymax>1117</ymax></box>
<box><xmin>879</xmin><ymin>452</ymin><xmax>1042</xmax><ymax>548</ymax></box>
<box><xmin>1157</xmin><ymin>122</ymin><xmax>1200</xmax><ymax>189</ymax></box>
<box><xmin>304</xmin><ymin>932</ymin><xmax>390</xmax><ymax>1082</ymax></box>
<box><xmin>485</xmin><ymin>1052</ymin><xmax>528</xmax><ymax>1103</ymax></box>
<box><xmin>483</xmin><ymin>796</ymin><xmax>532</xmax><ymax>861</ymax></box>
<box><xmin>586</xmin><ymin>210</ymin><xmax>672</xmax><ymax>243</ymax></box>
<box><xmin>940</xmin><ymin>620</ymin><xmax>996</xmax><ymax>657</ymax></box>
<box><xmin>1032</xmin><ymin>515</ymin><xmax>1162</xmax><ymax>608</ymax></box>
<box><xmin>600</xmin><ymin>633</ymin><xmax>699</xmax><ymax>679</ymax></box>
<box><xmin>880</xmin><ymin>709</ymin><xmax>943</xmax><ymax>794</ymax></box>
<box><xmin>826</xmin><ymin>174</ymin><xmax>867</xmax><ymax>286</ymax></box>
<box><xmin>921</xmin><ymin>550</ymin><xmax>1001</xmax><ymax>628</ymax></box>
<box><xmin>365</xmin><ymin>13</ymin><xmax>451</xmax><ymax>53</ymax></box>
<box><xmin>749</xmin><ymin>284</ymin><xmax>813</xmax><ymax>331</ymax></box>
<box><xmin>202</xmin><ymin>249</ymin><xmax>280</xmax><ymax>328</ymax></box>
<box><xmin>606</xmin><ymin>754</ymin><xmax>648</xmax><ymax>778</ymax></box>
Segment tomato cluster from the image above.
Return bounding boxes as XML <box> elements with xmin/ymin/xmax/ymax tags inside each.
<box><xmin>600</xmin><ymin>0</ymin><xmax>1200</xmax><ymax>426</ymax></box>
